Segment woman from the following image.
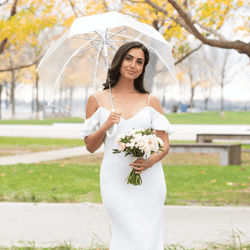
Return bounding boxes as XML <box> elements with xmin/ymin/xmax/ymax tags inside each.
<box><xmin>81</xmin><ymin>42</ymin><xmax>174</xmax><ymax>250</ymax></box>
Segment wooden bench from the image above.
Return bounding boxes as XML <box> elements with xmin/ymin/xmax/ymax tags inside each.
<box><xmin>169</xmin><ymin>143</ymin><xmax>241</xmax><ymax>166</ymax></box>
<box><xmin>196</xmin><ymin>134</ymin><xmax>250</xmax><ymax>143</ymax></box>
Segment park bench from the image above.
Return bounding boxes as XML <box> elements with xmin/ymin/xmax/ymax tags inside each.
<box><xmin>196</xmin><ymin>134</ymin><xmax>250</xmax><ymax>143</ymax></box>
<box><xmin>169</xmin><ymin>143</ymin><xmax>241</xmax><ymax>166</ymax></box>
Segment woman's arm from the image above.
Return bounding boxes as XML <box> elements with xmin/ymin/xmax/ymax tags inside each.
<box><xmin>147</xmin><ymin>95</ymin><xmax>170</xmax><ymax>167</ymax></box>
<box><xmin>84</xmin><ymin>94</ymin><xmax>122</xmax><ymax>153</ymax></box>
<box><xmin>84</xmin><ymin>94</ymin><xmax>108</xmax><ymax>153</ymax></box>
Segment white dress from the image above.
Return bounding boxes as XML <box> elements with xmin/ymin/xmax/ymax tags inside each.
<box><xmin>80</xmin><ymin>93</ymin><xmax>174</xmax><ymax>250</ymax></box>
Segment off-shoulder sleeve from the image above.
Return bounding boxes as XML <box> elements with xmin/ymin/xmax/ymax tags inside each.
<box><xmin>151</xmin><ymin>107</ymin><xmax>174</xmax><ymax>135</ymax></box>
<box><xmin>80</xmin><ymin>108</ymin><xmax>100</xmax><ymax>140</ymax></box>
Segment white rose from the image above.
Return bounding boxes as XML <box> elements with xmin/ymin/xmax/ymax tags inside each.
<box><xmin>133</xmin><ymin>133</ymin><xmax>142</xmax><ymax>142</ymax></box>
<box><xmin>147</xmin><ymin>134</ymin><xmax>158</xmax><ymax>151</ymax></box>
<box><xmin>126</xmin><ymin>138</ymin><xmax>135</xmax><ymax>148</ymax></box>
<box><xmin>118</xmin><ymin>142</ymin><xmax>126</xmax><ymax>151</ymax></box>
<box><xmin>137</xmin><ymin>136</ymin><xmax>148</xmax><ymax>151</ymax></box>
<box><xmin>143</xmin><ymin>146</ymin><xmax>151</xmax><ymax>156</ymax></box>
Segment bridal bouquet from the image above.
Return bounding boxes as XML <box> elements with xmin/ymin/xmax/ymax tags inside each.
<box><xmin>112</xmin><ymin>127</ymin><xmax>164</xmax><ymax>186</ymax></box>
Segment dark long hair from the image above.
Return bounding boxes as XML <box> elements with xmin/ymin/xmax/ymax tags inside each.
<box><xmin>103</xmin><ymin>42</ymin><xmax>150</xmax><ymax>93</ymax></box>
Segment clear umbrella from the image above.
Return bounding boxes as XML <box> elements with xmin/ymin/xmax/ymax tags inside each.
<box><xmin>37</xmin><ymin>11</ymin><xmax>178</xmax><ymax>137</ymax></box>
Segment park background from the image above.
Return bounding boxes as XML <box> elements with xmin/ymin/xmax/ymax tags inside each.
<box><xmin>0</xmin><ymin>0</ymin><xmax>250</xmax><ymax>250</ymax></box>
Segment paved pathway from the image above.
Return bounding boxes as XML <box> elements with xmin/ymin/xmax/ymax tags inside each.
<box><xmin>0</xmin><ymin>203</ymin><xmax>249</xmax><ymax>248</ymax></box>
<box><xmin>0</xmin><ymin>145</ymin><xmax>104</xmax><ymax>165</ymax></box>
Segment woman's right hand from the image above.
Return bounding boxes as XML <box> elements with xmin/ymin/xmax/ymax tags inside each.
<box><xmin>103</xmin><ymin>111</ymin><xmax>122</xmax><ymax>131</ymax></box>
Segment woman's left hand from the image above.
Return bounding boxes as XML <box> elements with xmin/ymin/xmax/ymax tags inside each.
<box><xmin>129</xmin><ymin>157</ymin><xmax>153</xmax><ymax>174</ymax></box>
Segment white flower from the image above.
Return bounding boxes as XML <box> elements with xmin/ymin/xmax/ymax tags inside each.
<box><xmin>135</xmin><ymin>128</ymin><xmax>145</xmax><ymax>133</ymax></box>
<box><xmin>137</xmin><ymin>136</ymin><xmax>148</xmax><ymax>151</ymax></box>
<box><xmin>133</xmin><ymin>133</ymin><xmax>142</xmax><ymax>142</ymax></box>
<box><xmin>128</xmin><ymin>129</ymin><xmax>137</xmax><ymax>136</ymax></box>
<box><xmin>157</xmin><ymin>137</ymin><xmax>164</xmax><ymax>146</ymax></box>
<box><xmin>118</xmin><ymin>142</ymin><xmax>126</xmax><ymax>151</ymax></box>
<box><xmin>147</xmin><ymin>134</ymin><xmax>159</xmax><ymax>152</ymax></box>
<box><xmin>115</xmin><ymin>133</ymin><xmax>126</xmax><ymax>143</ymax></box>
<box><xmin>126</xmin><ymin>139</ymin><xmax>135</xmax><ymax>148</ymax></box>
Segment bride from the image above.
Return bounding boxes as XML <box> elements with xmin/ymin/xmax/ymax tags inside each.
<box><xmin>81</xmin><ymin>41</ymin><xmax>174</xmax><ymax>250</ymax></box>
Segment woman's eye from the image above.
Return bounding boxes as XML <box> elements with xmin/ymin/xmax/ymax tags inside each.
<box><xmin>137</xmin><ymin>61</ymin><xmax>143</xmax><ymax>65</ymax></box>
<box><xmin>126</xmin><ymin>57</ymin><xmax>131</xmax><ymax>60</ymax></box>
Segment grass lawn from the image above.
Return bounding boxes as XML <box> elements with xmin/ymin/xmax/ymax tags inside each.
<box><xmin>0</xmin><ymin>137</ymin><xmax>85</xmax><ymax>157</ymax></box>
<box><xmin>0</xmin><ymin>111</ymin><xmax>250</xmax><ymax>125</ymax></box>
<box><xmin>1</xmin><ymin>151</ymin><xmax>250</xmax><ymax>205</ymax></box>
<box><xmin>1</xmin><ymin>235</ymin><xmax>250</xmax><ymax>250</ymax></box>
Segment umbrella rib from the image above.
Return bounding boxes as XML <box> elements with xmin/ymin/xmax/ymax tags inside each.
<box><xmin>106</xmin><ymin>42</ymin><xmax>117</xmax><ymax>51</ymax></box>
<box><xmin>107</xmin><ymin>26</ymin><xmax>128</xmax><ymax>41</ymax></box>
<box><xmin>107</xmin><ymin>33</ymin><xmax>136</xmax><ymax>40</ymax></box>
<box><xmin>107</xmin><ymin>39</ymin><xmax>134</xmax><ymax>43</ymax></box>
<box><xmin>94</xmin><ymin>31</ymin><xmax>105</xmax><ymax>41</ymax></box>
<box><xmin>72</xmin><ymin>36</ymin><xmax>102</xmax><ymax>42</ymax></box>
<box><xmin>77</xmin><ymin>41</ymin><xmax>104</xmax><ymax>54</ymax></box>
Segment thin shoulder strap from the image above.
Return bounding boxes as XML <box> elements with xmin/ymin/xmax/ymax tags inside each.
<box><xmin>148</xmin><ymin>93</ymin><xmax>151</xmax><ymax>106</ymax></box>
<box><xmin>93</xmin><ymin>92</ymin><xmax>102</xmax><ymax>108</ymax></box>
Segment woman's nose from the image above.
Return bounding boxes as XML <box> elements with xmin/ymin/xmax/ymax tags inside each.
<box><xmin>130</xmin><ymin>59</ymin><xmax>136</xmax><ymax>68</ymax></box>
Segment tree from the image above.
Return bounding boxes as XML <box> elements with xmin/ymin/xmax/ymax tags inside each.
<box><xmin>207</xmin><ymin>48</ymin><xmax>238</xmax><ymax>117</ymax></box>
<box><xmin>177</xmin><ymin>47</ymin><xmax>209</xmax><ymax>110</ymax></box>
<box><xmin>122</xmin><ymin>0</ymin><xmax>250</xmax><ymax>58</ymax></box>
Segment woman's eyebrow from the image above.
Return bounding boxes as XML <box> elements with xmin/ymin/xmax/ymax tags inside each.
<box><xmin>126</xmin><ymin>53</ymin><xmax>144</xmax><ymax>61</ymax></box>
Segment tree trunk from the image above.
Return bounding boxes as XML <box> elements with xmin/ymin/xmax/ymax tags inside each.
<box><xmin>220</xmin><ymin>83</ymin><xmax>225</xmax><ymax>118</ymax></box>
<box><xmin>204</xmin><ymin>97</ymin><xmax>208</xmax><ymax>111</ymax></box>
<box><xmin>32</xmin><ymin>84</ymin><xmax>34</xmax><ymax>113</ymax></box>
<box><xmin>10</xmin><ymin>69</ymin><xmax>15</xmax><ymax>119</ymax></box>
<box><xmin>35</xmin><ymin>71</ymin><xmax>39</xmax><ymax>120</ymax></box>
<box><xmin>5</xmin><ymin>81</ymin><xmax>9</xmax><ymax>109</ymax></box>
<box><xmin>189</xmin><ymin>87</ymin><xmax>195</xmax><ymax>109</ymax></box>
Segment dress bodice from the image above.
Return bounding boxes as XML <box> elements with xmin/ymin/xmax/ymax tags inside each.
<box><xmin>80</xmin><ymin>105</ymin><xmax>174</xmax><ymax>153</ymax></box>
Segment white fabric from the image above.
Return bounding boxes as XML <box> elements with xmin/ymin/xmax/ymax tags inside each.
<box><xmin>80</xmin><ymin>106</ymin><xmax>174</xmax><ymax>250</ymax></box>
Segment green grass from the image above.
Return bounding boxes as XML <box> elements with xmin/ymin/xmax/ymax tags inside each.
<box><xmin>1</xmin><ymin>229</ymin><xmax>250</xmax><ymax>250</ymax></box>
<box><xmin>0</xmin><ymin>117</ymin><xmax>84</xmax><ymax>125</ymax></box>
<box><xmin>0</xmin><ymin>111</ymin><xmax>250</xmax><ymax>125</ymax></box>
<box><xmin>0</xmin><ymin>162</ymin><xmax>101</xmax><ymax>203</ymax></box>
<box><xmin>165</xmin><ymin>111</ymin><xmax>250</xmax><ymax>124</ymax></box>
<box><xmin>0</xmin><ymin>137</ymin><xmax>84</xmax><ymax>147</ymax></box>
<box><xmin>1</xmin><ymin>161</ymin><xmax>249</xmax><ymax>205</ymax></box>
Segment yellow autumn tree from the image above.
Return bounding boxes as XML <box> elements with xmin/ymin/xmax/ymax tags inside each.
<box><xmin>122</xmin><ymin>0</ymin><xmax>250</xmax><ymax>59</ymax></box>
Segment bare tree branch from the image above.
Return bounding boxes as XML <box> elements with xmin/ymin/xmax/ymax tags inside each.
<box><xmin>174</xmin><ymin>43</ymin><xmax>203</xmax><ymax>65</ymax></box>
<box><xmin>68</xmin><ymin>0</ymin><xmax>79</xmax><ymax>18</ymax></box>
<box><xmin>0</xmin><ymin>0</ymin><xmax>9</xmax><ymax>6</ymax></box>
<box><xmin>0</xmin><ymin>0</ymin><xmax>19</xmax><ymax>55</ymax></box>
<box><xmin>0</xmin><ymin>55</ymin><xmax>43</xmax><ymax>73</ymax></box>
<box><xmin>142</xmin><ymin>0</ymin><xmax>250</xmax><ymax>57</ymax></box>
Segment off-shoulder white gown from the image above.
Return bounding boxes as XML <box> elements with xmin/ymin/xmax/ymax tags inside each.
<box><xmin>80</xmin><ymin>93</ymin><xmax>174</xmax><ymax>250</ymax></box>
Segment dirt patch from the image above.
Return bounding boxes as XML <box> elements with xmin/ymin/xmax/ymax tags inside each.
<box><xmin>239</xmin><ymin>187</ymin><xmax>250</xmax><ymax>193</ymax></box>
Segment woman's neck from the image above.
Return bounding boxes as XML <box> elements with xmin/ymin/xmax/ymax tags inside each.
<box><xmin>112</xmin><ymin>76</ymin><xmax>138</xmax><ymax>94</ymax></box>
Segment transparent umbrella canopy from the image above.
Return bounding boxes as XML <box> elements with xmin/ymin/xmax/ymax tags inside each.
<box><xmin>37</xmin><ymin>11</ymin><xmax>178</xmax><ymax>121</ymax></box>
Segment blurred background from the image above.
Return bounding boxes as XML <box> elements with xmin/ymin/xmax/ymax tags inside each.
<box><xmin>0</xmin><ymin>0</ymin><xmax>249</xmax><ymax>121</ymax></box>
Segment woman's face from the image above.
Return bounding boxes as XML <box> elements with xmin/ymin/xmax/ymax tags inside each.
<box><xmin>120</xmin><ymin>48</ymin><xmax>145</xmax><ymax>80</ymax></box>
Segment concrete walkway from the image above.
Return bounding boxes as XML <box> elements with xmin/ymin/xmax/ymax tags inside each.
<box><xmin>0</xmin><ymin>203</ymin><xmax>249</xmax><ymax>248</ymax></box>
<box><xmin>0</xmin><ymin>145</ymin><xmax>104</xmax><ymax>165</ymax></box>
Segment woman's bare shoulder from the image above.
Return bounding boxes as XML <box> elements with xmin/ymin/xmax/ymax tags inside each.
<box><xmin>149</xmin><ymin>94</ymin><xmax>163</xmax><ymax>114</ymax></box>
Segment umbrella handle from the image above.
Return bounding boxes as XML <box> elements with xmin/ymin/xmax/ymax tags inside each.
<box><xmin>106</xmin><ymin>108</ymin><xmax>117</xmax><ymax>137</ymax></box>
